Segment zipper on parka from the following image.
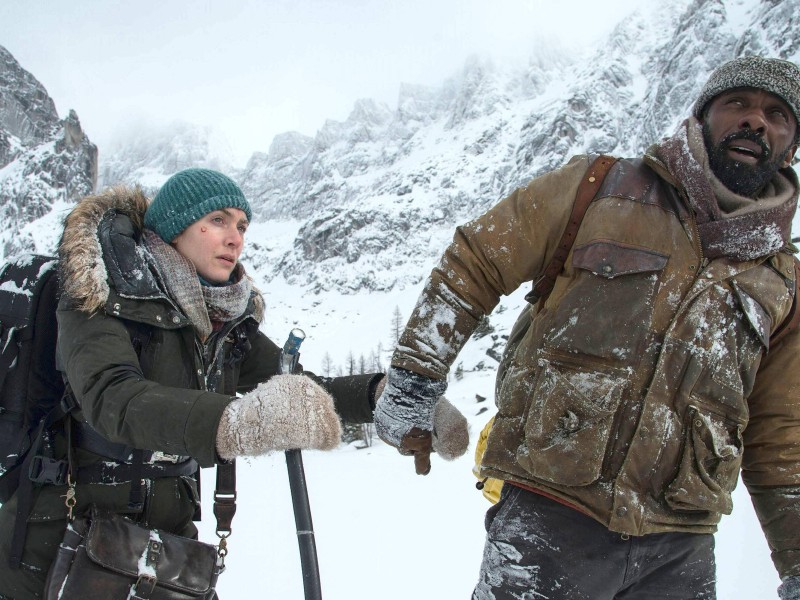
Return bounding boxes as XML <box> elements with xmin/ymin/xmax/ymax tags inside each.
<box><xmin>688</xmin><ymin>215</ymin><xmax>708</xmax><ymax>276</ymax></box>
<box><xmin>196</xmin><ymin>315</ymin><xmax>250</xmax><ymax>393</ymax></box>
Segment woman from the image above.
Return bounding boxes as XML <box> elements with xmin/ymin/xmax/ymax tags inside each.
<box><xmin>0</xmin><ymin>168</ymin><xmax>382</xmax><ymax>598</ymax></box>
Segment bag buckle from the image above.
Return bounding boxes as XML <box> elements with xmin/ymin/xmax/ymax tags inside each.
<box><xmin>130</xmin><ymin>574</ymin><xmax>157</xmax><ymax>599</ymax></box>
<box><xmin>28</xmin><ymin>455</ymin><xmax>68</xmax><ymax>485</ymax></box>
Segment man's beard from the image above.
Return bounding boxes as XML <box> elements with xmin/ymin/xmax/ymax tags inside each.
<box><xmin>702</xmin><ymin>123</ymin><xmax>791</xmax><ymax>197</ymax></box>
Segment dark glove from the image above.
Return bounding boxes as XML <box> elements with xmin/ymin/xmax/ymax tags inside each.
<box><xmin>780</xmin><ymin>576</ymin><xmax>800</xmax><ymax>600</ymax></box>
<box><xmin>374</xmin><ymin>367</ymin><xmax>468</xmax><ymax>475</ymax></box>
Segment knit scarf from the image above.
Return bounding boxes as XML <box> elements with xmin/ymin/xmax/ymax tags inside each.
<box><xmin>645</xmin><ymin>117</ymin><xmax>799</xmax><ymax>261</ymax></box>
<box><xmin>143</xmin><ymin>229</ymin><xmax>253</xmax><ymax>341</ymax></box>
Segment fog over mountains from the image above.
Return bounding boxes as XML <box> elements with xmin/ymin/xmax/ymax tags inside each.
<box><xmin>2</xmin><ymin>0</ymin><xmax>800</xmax><ymax>294</ymax></box>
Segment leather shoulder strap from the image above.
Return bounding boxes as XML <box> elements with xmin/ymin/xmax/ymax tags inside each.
<box><xmin>526</xmin><ymin>154</ymin><xmax>618</xmax><ymax>304</ymax></box>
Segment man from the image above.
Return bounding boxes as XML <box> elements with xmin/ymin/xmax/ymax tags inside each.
<box><xmin>374</xmin><ymin>56</ymin><xmax>800</xmax><ymax>599</ymax></box>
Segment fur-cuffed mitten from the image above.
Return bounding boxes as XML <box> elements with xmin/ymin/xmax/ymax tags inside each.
<box><xmin>780</xmin><ymin>576</ymin><xmax>800</xmax><ymax>600</ymax></box>
<box><xmin>432</xmin><ymin>397</ymin><xmax>469</xmax><ymax>460</ymax></box>
<box><xmin>216</xmin><ymin>374</ymin><xmax>342</xmax><ymax>460</ymax></box>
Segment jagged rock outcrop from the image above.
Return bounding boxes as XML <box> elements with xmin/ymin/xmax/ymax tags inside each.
<box><xmin>5</xmin><ymin>0</ymin><xmax>798</xmax><ymax>291</ymax></box>
<box><xmin>0</xmin><ymin>45</ymin><xmax>97</xmax><ymax>260</ymax></box>
<box><xmin>239</xmin><ymin>0</ymin><xmax>800</xmax><ymax>294</ymax></box>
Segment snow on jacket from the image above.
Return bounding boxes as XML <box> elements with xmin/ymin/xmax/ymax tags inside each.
<box><xmin>392</xmin><ymin>151</ymin><xmax>800</xmax><ymax>579</ymax></box>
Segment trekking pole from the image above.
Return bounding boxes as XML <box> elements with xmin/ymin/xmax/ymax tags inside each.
<box><xmin>280</xmin><ymin>328</ymin><xmax>323</xmax><ymax>600</ymax></box>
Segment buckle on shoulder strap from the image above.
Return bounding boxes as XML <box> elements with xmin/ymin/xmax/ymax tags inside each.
<box><xmin>28</xmin><ymin>455</ymin><xmax>69</xmax><ymax>485</ymax></box>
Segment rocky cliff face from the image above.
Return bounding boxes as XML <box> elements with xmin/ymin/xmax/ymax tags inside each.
<box><xmin>2</xmin><ymin>0</ymin><xmax>799</xmax><ymax>282</ymax></box>
<box><xmin>239</xmin><ymin>0</ymin><xmax>800</xmax><ymax>294</ymax></box>
<box><xmin>0</xmin><ymin>45</ymin><xmax>97</xmax><ymax>260</ymax></box>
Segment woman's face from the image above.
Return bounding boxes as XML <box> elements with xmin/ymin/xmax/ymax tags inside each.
<box><xmin>172</xmin><ymin>208</ymin><xmax>249</xmax><ymax>284</ymax></box>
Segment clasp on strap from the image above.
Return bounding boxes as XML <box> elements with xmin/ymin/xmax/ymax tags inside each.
<box><xmin>28</xmin><ymin>455</ymin><xmax>68</xmax><ymax>485</ymax></box>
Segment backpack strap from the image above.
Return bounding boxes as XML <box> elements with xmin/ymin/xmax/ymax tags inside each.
<box><xmin>8</xmin><ymin>390</ymin><xmax>77</xmax><ymax>569</ymax></box>
<box><xmin>214</xmin><ymin>336</ymin><xmax>239</xmax><ymax>554</ymax></box>
<box><xmin>126</xmin><ymin>449</ymin><xmax>147</xmax><ymax>512</ymax></box>
<box><xmin>213</xmin><ymin>460</ymin><xmax>237</xmax><ymax>560</ymax></box>
<box><xmin>525</xmin><ymin>155</ymin><xmax>618</xmax><ymax>305</ymax></box>
<box><xmin>769</xmin><ymin>257</ymin><xmax>800</xmax><ymax>348</ymax></box>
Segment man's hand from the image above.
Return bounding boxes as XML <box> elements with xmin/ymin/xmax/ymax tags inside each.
<box><xmin>374</xmin><ymin>367</ymin><xmax>469</xmax><ymax>475</ymax></box>
<box><xmin>399</xmin><ymin>426</ymin><xmax>433</xmax><ymax>475</ymax></box>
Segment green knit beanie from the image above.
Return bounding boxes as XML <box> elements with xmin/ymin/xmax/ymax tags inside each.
<box><xmin>693</xmin><ymin>56</ymin><xmax>800</xmax><ymax>142</ymax></box>
<box><xmin>144</xmin><ymin>168</ymin><xmax>253</xmax><ymax>242</ymax></box>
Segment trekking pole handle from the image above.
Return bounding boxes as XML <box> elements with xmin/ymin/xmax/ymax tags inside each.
<box><xmin>280</xmin><ymin>328</ymin><xmax>306</xmax><ymax>375</ymax></box>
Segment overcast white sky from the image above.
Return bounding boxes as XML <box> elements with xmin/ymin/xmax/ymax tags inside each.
<box><xmin>1</xmin><ymin>1</ymin><xmax>644</xmax><ymax>166</ymax></box>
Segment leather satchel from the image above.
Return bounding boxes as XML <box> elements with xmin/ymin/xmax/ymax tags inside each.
<box><xmin>43</xmin><ymin>507</ymin><xmax>224</xmax><ymax>599</ymax></box>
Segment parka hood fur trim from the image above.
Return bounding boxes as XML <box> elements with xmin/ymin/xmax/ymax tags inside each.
<box><xmin>59</xmin><ymin>185</ymin><xmax>266</xmax><ymax>321</ymax></box>
<box><xmin>59</xmin><ymin>186</ymin><xmax>149</xmax><ymax>314</ymax></box>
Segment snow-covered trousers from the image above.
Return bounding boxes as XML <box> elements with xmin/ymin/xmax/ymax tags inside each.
<box><xmin>472</xmin><ymin>485</ymin><xmax>716</xmax><ymax>600</ymax></box>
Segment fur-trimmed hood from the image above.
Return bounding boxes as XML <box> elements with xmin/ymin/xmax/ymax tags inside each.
<box><xmin>59</xmin><ymin>186</ymin><xmax>149</xmax><ymax>314</ymax></box>
<box><xmin>59</xmin><ymin>186</ymin><xmax>265</xmax><ymax>321</ymax></box>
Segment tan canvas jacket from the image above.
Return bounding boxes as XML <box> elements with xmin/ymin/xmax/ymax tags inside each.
<box><xmin>392</xmin><ymin>155</ymin><xmax>800</xmax><ymax>578</ymax></box>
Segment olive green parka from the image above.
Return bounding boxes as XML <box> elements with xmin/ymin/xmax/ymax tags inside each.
<box><xmin>0</xmin><ymin>186</ymin><xmax>379</xmax><ymax>597</ymax></box>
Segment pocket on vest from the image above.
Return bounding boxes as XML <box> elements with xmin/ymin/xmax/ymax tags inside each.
<box><xmin>544</xmin><ymin>239</ymin><xmax>668</xmax><ymax>365</ymax></box>
<box><xmin>664</xmin><ymin>404</ymin><xmax>743</xmax><ymax>515</ymax></box>
<box><xmin>519</xmin><ymin>359</ymin><xmax>624</xmax><ymax>486</ymax></box>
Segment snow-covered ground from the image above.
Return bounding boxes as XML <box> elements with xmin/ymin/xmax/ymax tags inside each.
<box><xmin>198</xmin><ymin>282</ymin><xmax>782</xmax><ymax>599</ymax></box>
<box><xmin>200</xmin><ymin>447</ymin><xmax>778</xmax><ymax>599</ymax></box>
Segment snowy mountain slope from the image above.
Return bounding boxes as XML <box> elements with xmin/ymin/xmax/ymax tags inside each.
<box><xmin>238</xmin><ymin>0</ymin><xmax>800</xmax><ymax>297</ymax></box>
<box><xmin>97</xmin><ymin>120</ymin><xmax>237</xmax><ymax>191</ymax></box>
<box><xmin>0</xmin><ymin>45</ymin><xmax>97</xmax><ymax>260</ymax></box>
<box><xmin>5</xmin><ymin>0</ymin><xmax>798</xmax><ymax>286</ymax></box>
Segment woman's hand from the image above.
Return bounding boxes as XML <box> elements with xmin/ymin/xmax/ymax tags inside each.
<box><xmin>216</xmin><ymin>374</ymin><xmax>342</xmax><ymax>460</ymax></box>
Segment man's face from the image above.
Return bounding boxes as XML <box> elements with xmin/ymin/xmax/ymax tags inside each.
<box><xmin>701</xmin><ymin>87</ymin><xmax>798</xmax><ymax>197</ymax></box>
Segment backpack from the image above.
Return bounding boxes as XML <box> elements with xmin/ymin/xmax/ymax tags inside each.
<box><xmin>0</xmin><ymin>254</ymin><xmax>67</xmax><ymax>501</ymax></box>
<box><xmin>0</xmin><ymin>252</ymin><xmax>240</xmax><ymax>571</ymax></box>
